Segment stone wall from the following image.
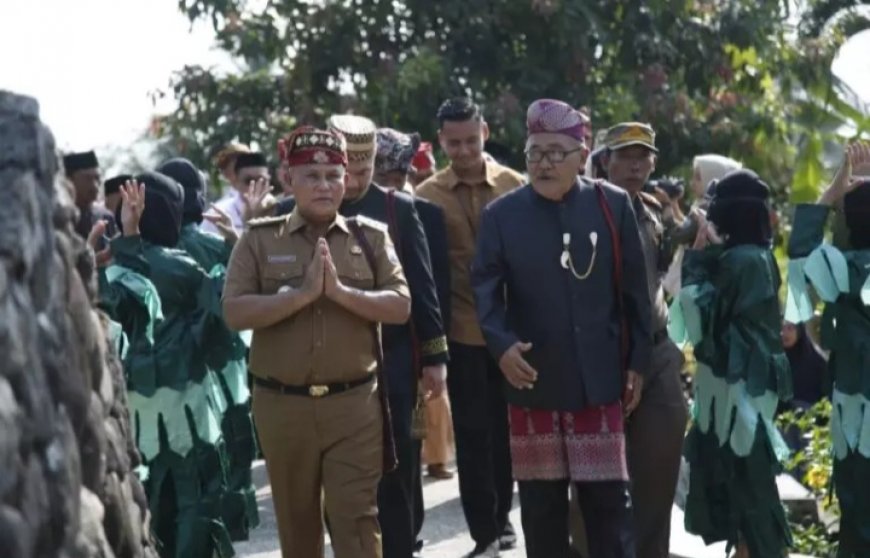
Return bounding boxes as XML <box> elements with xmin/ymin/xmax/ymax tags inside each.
<box><xmin>0</xmin><ymin>90</ymin><xmax>158</xmax><ymax>558</ymax></box>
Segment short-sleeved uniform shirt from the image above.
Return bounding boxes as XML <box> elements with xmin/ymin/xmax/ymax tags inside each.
<box><xmin>223</xmin><ymin>209</ymin><xmax>410</xmax><ymax>385</ymax></box>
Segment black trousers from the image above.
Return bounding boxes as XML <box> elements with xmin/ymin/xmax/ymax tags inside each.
<box><xmin>413</xmin><ymin>439</ymin><xmax>424</xmax><ymax>539</ymax></box>
<box><xmin>447</xmin><ymin>342</ymin><xmax>514</xmax><ymax>547</ymax></box>
<box><xmin>519</xmin><ymin>480</ymin><xmax>636</xmax><ymax>558</ymax></box>
<box><xmin>378</xmin><ymin>343</ymin><xmax>417</xmax><ymax>558</ymax></box>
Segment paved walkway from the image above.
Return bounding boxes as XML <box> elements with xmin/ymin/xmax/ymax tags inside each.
<box><xmin>235</xmin><ymin>460</ymin><xmax>810</xmax><ymax>558</ymax></box>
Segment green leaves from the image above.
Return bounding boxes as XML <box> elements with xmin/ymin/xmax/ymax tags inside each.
<box><xmin>160</xmin><ymin>0</ymin><xmax>869</xmax><ymax>190</ymax></box>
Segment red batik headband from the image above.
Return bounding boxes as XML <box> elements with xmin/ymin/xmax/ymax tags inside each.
<box><xmin>278</xmin><ymin>126</ymin><xmax>348</xmax><ymax>167</ymax></box>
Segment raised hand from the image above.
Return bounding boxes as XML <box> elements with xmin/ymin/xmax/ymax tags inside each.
<box><xmin>87</xmin><ymin>220</ymin><xmax>113</xmax><ymax>267</ymax></box>
<box><xmin>242</xmin><ymin>178</ymin><xmax>273</xmax><ymax>221</ymax></box>
<box><xmin>119</xmin><ymin>180</ymin><xmax>145</xmax><ymax>236</ymax></box>
<box><xmin>202</xmin><ymin>204</ymin><xmax>239</xmax><ymax>243</ymax></box>
<box><xmin>821</xmin><ymin>141</ymin><xmax>870</xmax><ymax>206</ymax></box>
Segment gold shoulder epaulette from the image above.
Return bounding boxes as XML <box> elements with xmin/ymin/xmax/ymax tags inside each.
<box><xmin>350</xmin><ymin>215</ymin><xmax>389</xmax><ymax>233</ymax></box>
<box><xmin>247</xmin><ymin>215</ymin><xmax>285</xmax><ymax>228</ymax></box>
<box><xmin>639</xmin><ymin>191</ymin><xmax>662</xmax><ymax>210</ymax></box>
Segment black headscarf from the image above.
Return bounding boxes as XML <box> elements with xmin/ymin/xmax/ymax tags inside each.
<box><xmin>784</xmin><ymin>323</ymin><xmax>827</xmax><ymax>406</ymax></box>
<box><xmin>707</xmin><ymin>169</ymin><xmax>772</xmax><ymax>247</ymax></box>
<box><xmin>844</xmin><ymin>180</ymin><xmax>870</xmax><ymax>250</ymax></box>
<box><xmin>157</xmin><ymin>158</ymin><xmax>207</xmax><ymax>225</ymax></box>
<box><xmin>116</xmin><ymin>171</ymin><xmax>184</xmax><ymax>248</ymax></box>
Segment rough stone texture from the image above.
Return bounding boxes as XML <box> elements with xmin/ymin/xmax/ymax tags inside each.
<box><xmin>0</xmin><ymin>90</ymin><xmax>157</xmax><ymax>558</ymax></box>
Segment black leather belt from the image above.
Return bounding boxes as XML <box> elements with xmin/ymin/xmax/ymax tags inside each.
<box><xmin>653</xmin><ymin>328</ymin><xmax>669</xmax><ymax>344</ymax></box>
<box><xmin>254</xmin><ymin>373</ymin><xmax>375</xmax><ymax>398</ymax></box>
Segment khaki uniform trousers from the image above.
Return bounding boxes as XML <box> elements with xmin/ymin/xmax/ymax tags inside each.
<box><xmin>253</xmin><ymin>379</ymin><xmax>384</xmax><ymax>558</ymax></box>
<box><xmin>626</xmin><ymin>338</ymin><xmax>689</xmax><ymax>558</ymax></box>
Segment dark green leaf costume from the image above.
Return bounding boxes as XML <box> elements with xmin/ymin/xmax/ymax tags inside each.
<box><xmin>99</xmin><ymin>234</ymin><xmax>236</xmax><ymax>558</ymax></box>
<box><xmin>787</xmin><ymin>204</ymin><xmax>870</xmax><ymax>558</ymax></box>
<box><xmin>177</xmin><ymin>223</ymin><xmax>259</xmax><ymax>541</ymax></box>
<box><xmin>670</xmin><ymin>244</ymin><xmax>793</xmax><ymax>556</ymax></box>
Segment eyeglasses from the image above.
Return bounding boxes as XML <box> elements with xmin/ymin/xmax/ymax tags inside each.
<box><xmin>524</xmin><ymin>147</ymin><xmax>585</xmax><ymax>163</ymax></box>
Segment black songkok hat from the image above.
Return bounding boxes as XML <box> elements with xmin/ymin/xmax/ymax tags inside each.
<box><xmin>708</xmin><ymin>169</ymin><xmax>772</xmax><ymax>247</ymax></box>
<box><xmin>115</xmin><ymin>171</ymin><xmax>184</xmax><ymax>248</ymax></box>
<box><xmin>63</xmin><ymin>151</ymin><xmax>99</xmax><ymax>174</ymax></box>
<box><xmin>844</xmin><ymin>179</ymin><xmax>870</xmax><ymax>250</ymax></box>
<box><xmin>157</xmin><ymin>158</ymin><xmax>207</xmax><ymax>225</ymax></box>
<box><xmin>104</xmin><ymin>174</ymin><xmax>133</xmax><ymax>196</ymax></box>
<box><xmin>234</xmin><ymin>152</ymin><xmax>268</xmax><ymax>172</ymax></box>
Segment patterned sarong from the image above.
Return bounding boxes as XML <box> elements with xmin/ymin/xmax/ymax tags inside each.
<box><xmin>509</xmin><ymin>403</ymin><xmax>628</xmax><ymax>482</ymax></box>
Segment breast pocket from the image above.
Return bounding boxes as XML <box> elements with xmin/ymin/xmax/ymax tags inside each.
<box><xmin>260</xmin><ymin>262</ymin><xmax>306</xmax><ymax>294</ymax></box>
<box><xmin>338</xmin><ymin>256</ymin><xmax>376</xmax><ymax>290</ymax></box>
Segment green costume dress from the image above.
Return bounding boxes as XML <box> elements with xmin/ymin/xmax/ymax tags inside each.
<box><xmin>99</xmin><ymin>234</ymin><xmax>235</xmax><ymax>558</ymax></box>
<box><xmin>787</xmin><ymin>204</ymin><xmax>870</xmax><ymax>557</ymax></box>
<box><xmin>670</xmin><ymin>244</ymin><xmax>793</xmax><ymax>556</ymax></box>
<box><xmin>177</xmin><ymin>223</ymin><xmax>259</xmax><ymax>541</ymax></box>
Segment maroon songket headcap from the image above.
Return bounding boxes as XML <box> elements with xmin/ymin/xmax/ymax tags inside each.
<box><xmin>278</xmin><ymin>126</ymin><xmax>348</xmax><ymax>168</ymax></box>
<box><xmin>526</xmin><ymin>99</ymin><xmax>589</xmax><ymax>143</ymax></box>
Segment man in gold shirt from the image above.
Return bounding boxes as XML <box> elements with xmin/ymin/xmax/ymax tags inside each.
<box><xmin>416</xmin><ymin>98</ymin><xmax>525</xmax><ymax>558</ymax></box>
<box><xmin>223</xmin><ymin>126</ymin><xmax>411</xmax><ymax>558</ymax></box>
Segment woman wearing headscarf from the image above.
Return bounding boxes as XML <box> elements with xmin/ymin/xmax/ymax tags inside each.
<box><xmin>663</xmin><ymin>154</ymin><xmax>743</xmax><ymax>296</ymax></box>
<box><xmin>97</xmin><ymin>174</ymin><xmax>238</xmax><ymax>558</ymax></box>
<box><xmin>672</xmin><ymin>169</ymin><xmax>793</xmax><ymax>557</ymax></box>
<box><xmin>158</xmin><ymin>157</ymin><xmax>260</xmax><ymax>542</ymax></box>
<box><xmin>787</xmin><ymin>142</ymin><xmax>870</xmax><ymax>558</ymax></box>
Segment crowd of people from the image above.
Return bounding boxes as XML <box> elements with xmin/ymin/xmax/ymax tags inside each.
<box><xmin>61</xmin><ymin>94</ymin><xmax>870</xmax><ymax>558</ymax></box>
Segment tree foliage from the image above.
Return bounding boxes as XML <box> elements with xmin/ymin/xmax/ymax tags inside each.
<box><xmin>159</xmin><ymin>0</ymin><xmax>870</xmax><ymax>200</ymax></box>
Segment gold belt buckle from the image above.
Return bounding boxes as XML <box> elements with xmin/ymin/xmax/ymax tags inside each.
<box><xmin>309</xmin><ymin>385</ymin><xmax>330</xmax><ymax>398</ymax></box>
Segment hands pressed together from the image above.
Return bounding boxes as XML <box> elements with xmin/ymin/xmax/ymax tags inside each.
<box><xmin>298</xmin><ymin>237</ymin><xmax>348</xmax><ymax>304</ymax></box>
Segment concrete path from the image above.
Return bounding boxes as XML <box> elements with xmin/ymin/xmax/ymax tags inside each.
<box><xmin>235</xmin><ymin>461</ymin><xmax>813</xmax><ymax>558</ymax></box>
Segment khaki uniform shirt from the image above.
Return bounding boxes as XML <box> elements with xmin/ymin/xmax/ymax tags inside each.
<box><xmin>223</xmin><ymin>209</ymin><xmax>410</xmax><ymax>385</ymax></box>
<box><xmin>416</xmin><ymin>161</ymin><xmax>525</xmax><ymax>346</ymax></box>
<box><xmin>635</xmin><ymin>192</ymin><xmax>669</xmax><ymax>334</ymax></box>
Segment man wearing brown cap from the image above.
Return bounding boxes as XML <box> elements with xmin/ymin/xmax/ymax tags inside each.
<box><xmin>472</xmin><ymin>99</ymin><xmax>651</xmax><ymax>558</ymax></box>
<box><xmin>223</xmin><ymin>126</ymin><xmax>411</xmax><ymax>558</ymax></box>
<box><xmin>416</xmin><ymin>98</ymin><xmax>525</xmax><ymax>557</ymax></box>
<box><xmin>603</xmin><ymin>122</ymin><xmax>689</xmax><ymax>558</ymax></box>
<box><xmin>273</xmin><ymin>116</ymin><xmax>450</xmax><ymax>558</ymax></box>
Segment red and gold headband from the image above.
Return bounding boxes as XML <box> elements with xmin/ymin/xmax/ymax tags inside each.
<box><xmin>278</xmin><ymin>126</ymin><xmax>348</xmax><ymax>167</ymax></box>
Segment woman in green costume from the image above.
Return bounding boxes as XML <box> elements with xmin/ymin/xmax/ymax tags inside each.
<box><xmin>158</xmin><ymin>158</ymin><xmax>260</xmax><ymax>542</ymax></box>
<box><xmin>786</xmin><ymin>142</ymin><xmax>870</xmax><ymax>558</ymax></box>
<box><xmin>97</xmin><ymin>175</ymin><xmax>237</xmax><ymax>558</ymax></box>
<box><xmin>672</xmin><ymin>170</ymin><xmax>793</xmax><ymax>557</ymax></box>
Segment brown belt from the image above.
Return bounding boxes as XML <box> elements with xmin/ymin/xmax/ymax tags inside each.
<box><xmin>254</xmin><ymin>373</ymin><xmax>375</xmax><ymax>398</ymax></box>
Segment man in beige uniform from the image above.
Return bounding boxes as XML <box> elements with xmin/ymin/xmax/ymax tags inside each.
<box><xmin>603</xmin><ymin>123</ymin><xmax>689</xmax><ymax>558</ymax></box>
<box><xmin>223</xmin><ymin>126</ymin><xmax>411</xmax><ymax>558</ymax></box>
<box><xmin>416</xmin><ymin>97</ymin><xmax>525</xmax><ymax>557</ymax></box>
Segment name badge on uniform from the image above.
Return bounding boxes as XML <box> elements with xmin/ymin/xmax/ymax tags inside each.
<box><xmin>268</xmin><ymin>254</ymin><xmax>297</xmax><ymax>263</ymax></box>
<box><xmin>350</xmin><ymin>244</ymin><xmax>363</xmax><ymax>255</ymax></box>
